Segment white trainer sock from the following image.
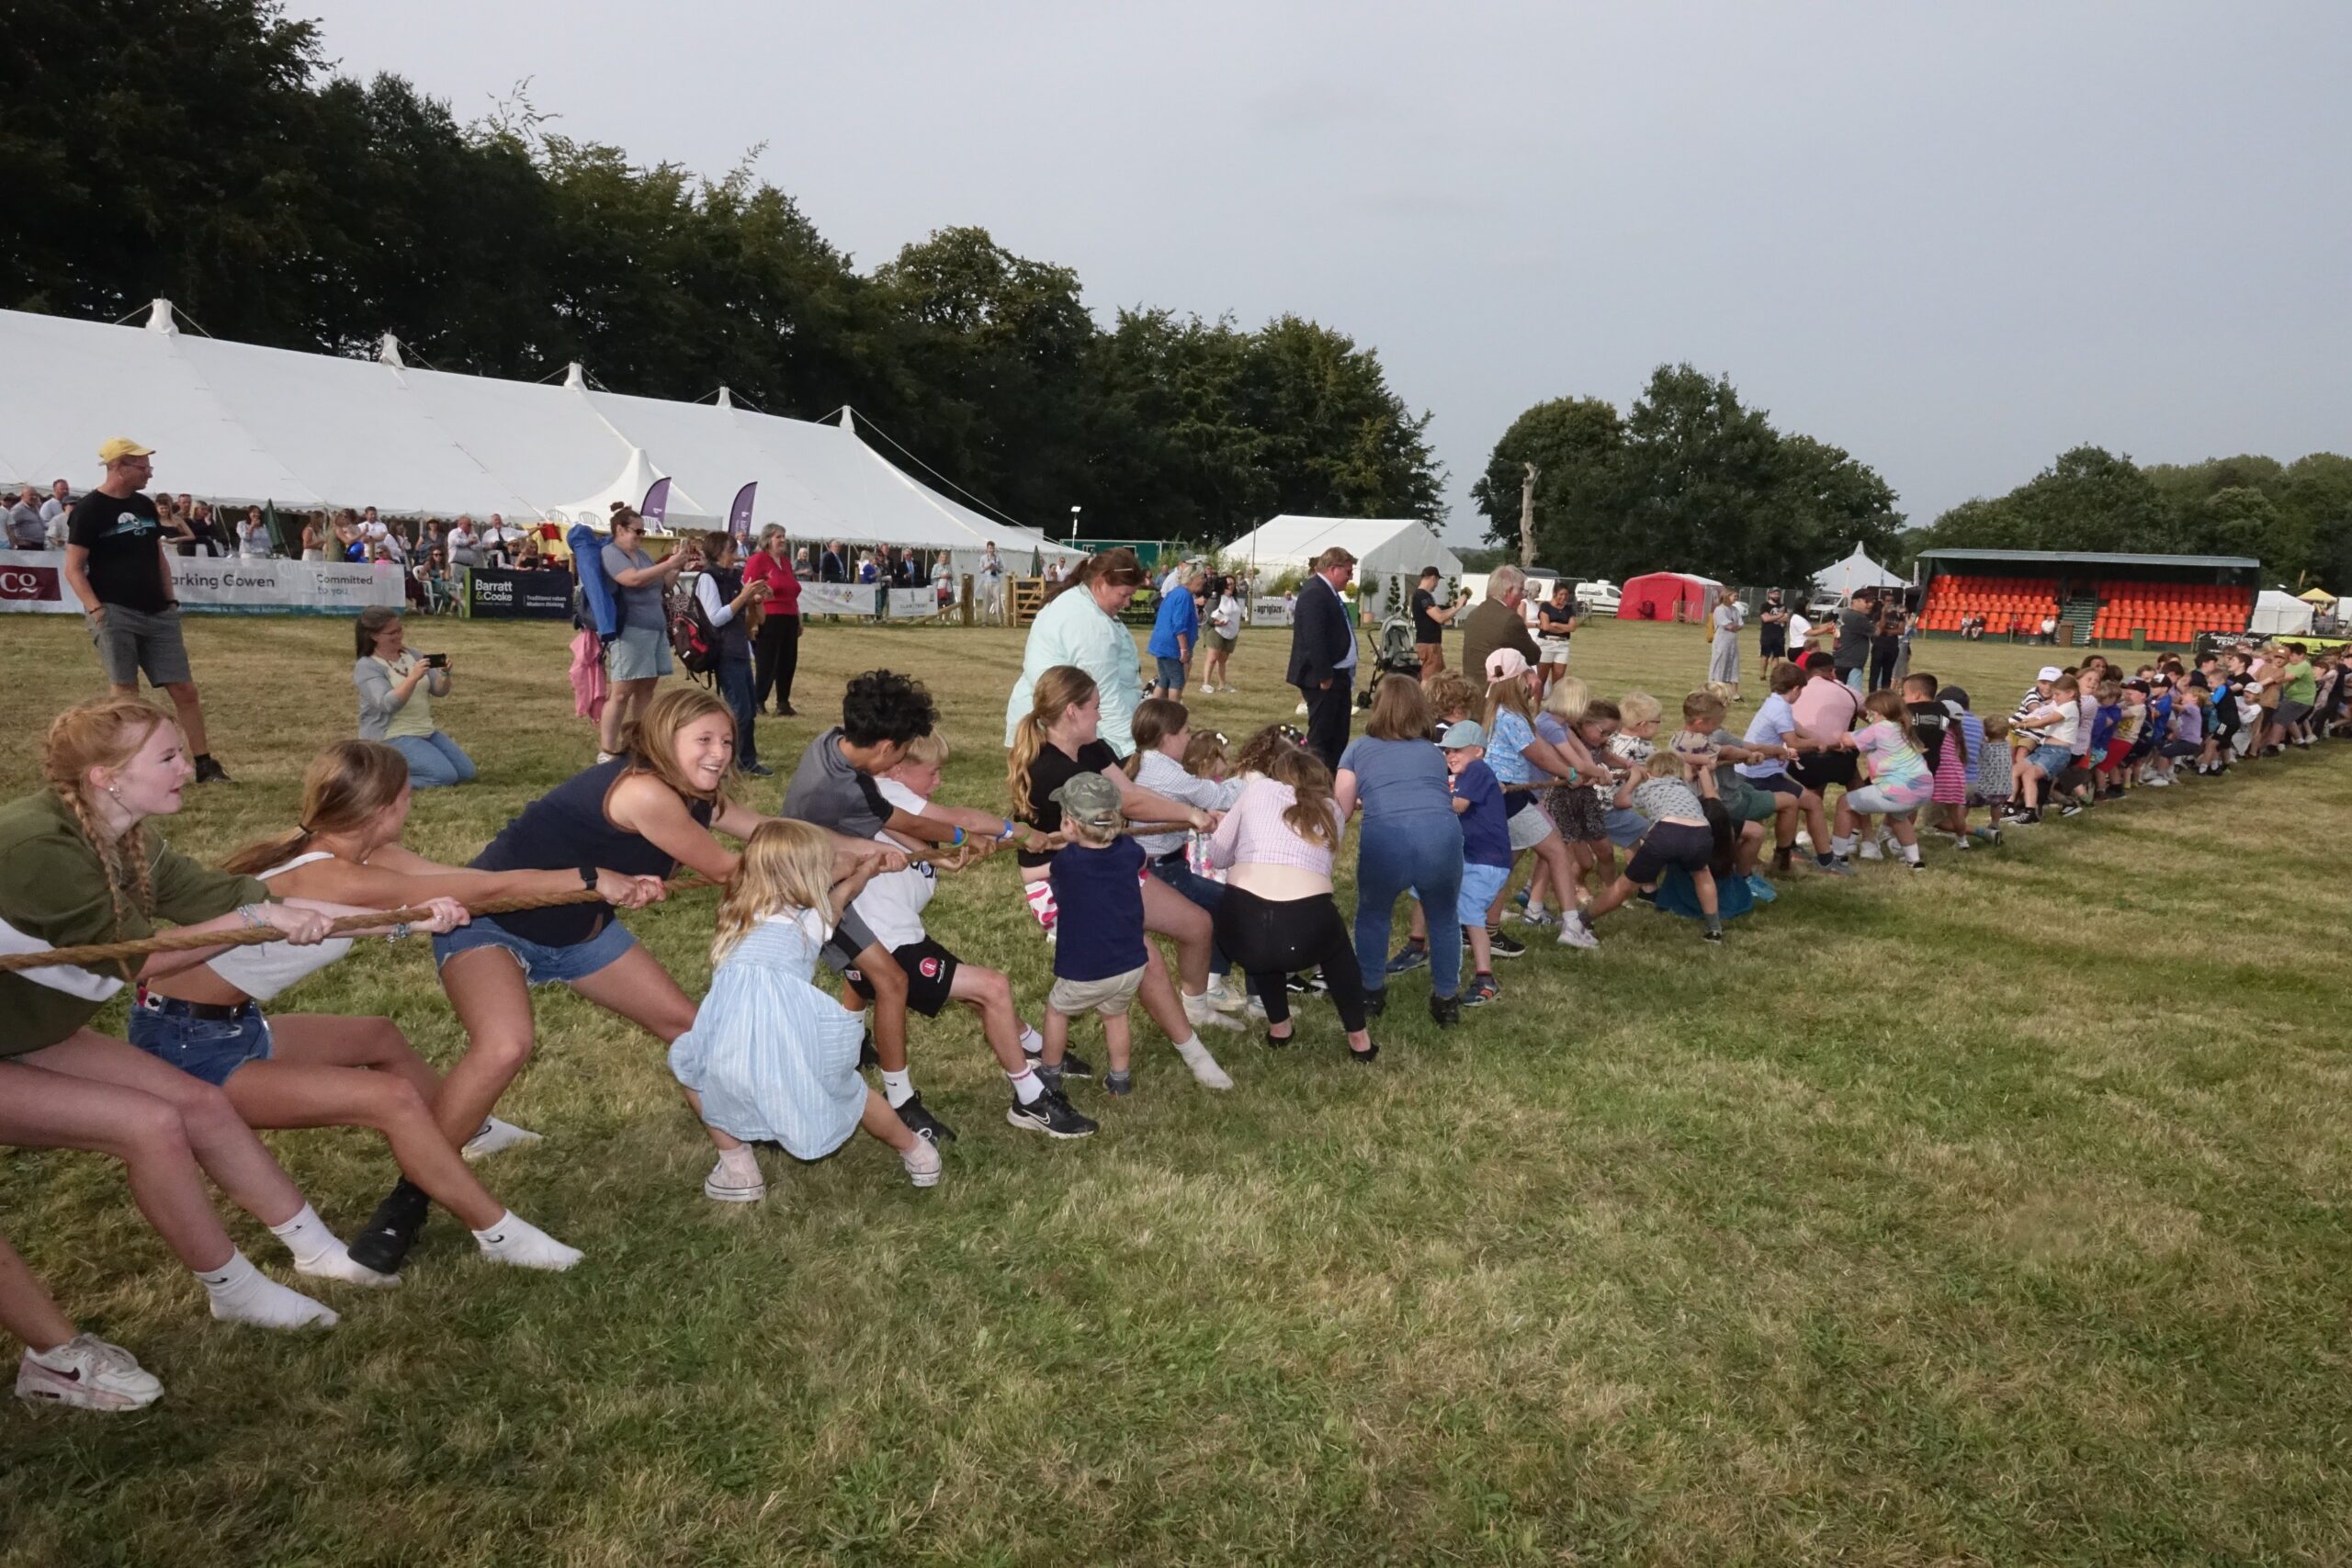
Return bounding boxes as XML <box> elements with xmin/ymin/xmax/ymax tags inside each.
<box><xmin>472</xmin><ymin>1212</ymin><xmax>582</xmax><ymax>1271</ymax></box>
<box><xmin>1831</xmin><ymin>835</ymin><xmax>1856</xmax><ymax>856</ymax></box>
<box><xmin>879</xmin><ymin>1069</ymin><xmax>914</xmax><ymax>1109</ymax></box>
<box><xmin>461</xmin><ymin>1117</ymin><xmax>542</xmax><ymax>1161</ymax></box>
<box><xmin>1006</xmin><ymin>1065</ymin><xmax>1046</xmax><ymax>1105</ymax></box>
<box><xmin>1172</xmin><ymin>1035</ymin><xmax>1234</xmax><ymax>1090</ymax></box>
<box><xmin>1901</xmin><ymin>843</ymin><xmax>1922</xmax><ymax>865</ymax></box>
<box><xmin>198</xmin><ymin>1250</ymin><xmax>338</xmax><ymax>1329</ymax></box>
<box><xmin>272</xmin><ymin>1203</ymin><xmax>400</xmax><ymax>1288</ymax></box>
<box><xmin>1018</xmin><ymin>1023</ymin><xmax>1045</xmax><ymax>1055</ymax></box>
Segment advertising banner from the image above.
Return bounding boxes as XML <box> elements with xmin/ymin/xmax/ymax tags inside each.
<box><xmin>465</xmin><ymin>567</ymin><xmax>577</xmax><ymax>620</ymax></box>
<box><xmin>0</xmin><ymin>551</ymin><xmax>402</xmax><ymax>615</ymax></box>
<box><xmin>641</xmin><ymin>477</ymin><xmax>672</xmax><ymax>529</ymax></box>
<box><xmin>728</xmin><ymin>483</ymin><xmax>756</xmax><ymax>547</ymax></box>
<box><xmin>886</xmin><ymin>587</ymin><xmax>940</xmax><ymax>620</ymax></box>
<box><xmin>801</xmin><ymin>582</ymin><xmax>883</xmax><ymax>617</ymax></box>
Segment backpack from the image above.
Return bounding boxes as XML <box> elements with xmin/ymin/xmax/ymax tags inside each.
<box><xmin>669</xmin><ymin>577</ymin><xmax>718</xmax><ymax>680</ymax></box>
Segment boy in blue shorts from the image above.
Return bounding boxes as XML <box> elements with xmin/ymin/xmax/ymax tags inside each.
<box><xmin>1440</xmin><ymin>720</ymin><xmax>1511</xmax><ymax>1008</ymax></box>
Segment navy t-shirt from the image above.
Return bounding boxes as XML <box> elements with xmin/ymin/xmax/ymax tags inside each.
<box><xmin>1049</xmin><ymin>837</ymin><xmax>1148</xmax><ymax>981</ymax></box>
<box><xmin>1452</xmin><ymin>758</ymin><xmax>1511</xmax><ymax>868</ymax></box>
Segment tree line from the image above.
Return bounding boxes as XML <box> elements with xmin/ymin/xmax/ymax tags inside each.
<box><xmin>2</xmin><ymin>0</ymin><xmax>1442</xmax><ymax>541</ymax></box>
<box><xmin>1905</xmin><ymin>446</ymin><xmax>2352</xmax><ymax>589</ymax></box>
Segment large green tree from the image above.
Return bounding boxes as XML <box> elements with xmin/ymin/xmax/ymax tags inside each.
<box><xmin>0</xmin><ymin>0</ymin><xmax>1443</xmax><ymax>543</ymax></box>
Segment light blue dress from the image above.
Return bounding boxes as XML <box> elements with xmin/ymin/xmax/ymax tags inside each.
<box><xmin>668</xmin><ymin>910</ymin><xmax>867</xmax><ymax>1158</ymax></box>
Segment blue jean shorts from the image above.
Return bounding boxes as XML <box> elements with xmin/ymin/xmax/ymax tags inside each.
<box><xmin>1154</xmin><ymin>655</ymin><xmax>1187</xmax><ymax>690</ymax></box>
<box><xmin>432</xmin><ymin>910</ymin><xmax>637</xmax><ymax>986</ymax></box>
<box><xmin>127</xmin><ymin>996</ymin><xmax>272</xmax><ymax>1087</ymax></box>
<box><xmin>1457</xmin><ymin>862</ymin><xmax>1510</xmax><ymax>928</ymax></box>
<box><xmin>2026</xmin><ymin>743</ymin><xmax>2072</xmax><ymax>775</ymax></box>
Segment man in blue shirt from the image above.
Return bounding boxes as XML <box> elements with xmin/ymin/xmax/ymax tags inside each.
<box><xmin>1147</xmin><ymin>564</ymin><xmax>1204</xmax><ymax>698</ymax></box>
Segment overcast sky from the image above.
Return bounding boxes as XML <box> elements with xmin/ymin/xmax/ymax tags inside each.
<box><xmin>299</xmin><ymin>1</ymin><xmax>2351</xmax><ymax>544</ymax></box>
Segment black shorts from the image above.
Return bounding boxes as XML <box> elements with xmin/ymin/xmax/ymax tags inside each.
<box><xmin>1792</xmin><ymin>751</ymin><xmax>1857</xmax><ymax>794</ymax></box>
<box><xmin>843</xmin><ymin>937</ymin><xmax>961</xmax><ymax>1017</ymax></box>
<box><xmin>817</xmin><ymin>906</ymin><xmax>882</xmax><ymax>975</ymax></box>
<box><xmin>1759</xmin><ymin>631</ymin><xmax>1787</xmax><ymax>659</ymax></box>
<box><xmin>1750</xmin><ymin>773</ymin><xmax>1804</xmax><ymax>799</ymax></box>
<box><xmin>1625</xmin><ymin>820</ymin><xmax>1713</xmax><ymax>886</ymax></box>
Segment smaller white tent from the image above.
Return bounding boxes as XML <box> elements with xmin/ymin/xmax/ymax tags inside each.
<box><xmin>1222</xmin><ymin>515</ymin><xmax>1461</xmax><ymax>618</ymax></box>
<box><xmin>1813</xmin><ymin>544</ymin><xmax>1905</xmax><ymax>598</ymax></box>
<box><xmin>2250</xmin><ymin>589</ymin><xmax>2315</xmax><ymax>637</ymax></box>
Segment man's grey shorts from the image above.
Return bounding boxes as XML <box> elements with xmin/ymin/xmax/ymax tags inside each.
<box><xmin>1048</xmin><ymin>964</ymin><xmax>1147</xmax><ymax>1018</ymax></box>
<box><xmin>91</xmin><ymin>604</ymin><xmax>192</xmax><ymax>688</ymax></box>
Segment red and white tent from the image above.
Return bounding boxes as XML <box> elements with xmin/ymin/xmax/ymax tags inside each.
<box><xmin>1617</xmin><ymin>570</ymin><xmax>1722</xmax><ymax>622</ymax></box>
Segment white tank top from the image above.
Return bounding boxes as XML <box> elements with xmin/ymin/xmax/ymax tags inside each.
<box><xmin>205</xmin><ymin>852</ymin><xmax>356</xmax><ymax>1002</ymax></box>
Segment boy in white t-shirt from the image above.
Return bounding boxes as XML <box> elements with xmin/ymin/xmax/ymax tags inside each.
<box><xmin>840</xmin><ymin>733</ymin><xmax>1094</xmax><ymax>1128</ymax></box>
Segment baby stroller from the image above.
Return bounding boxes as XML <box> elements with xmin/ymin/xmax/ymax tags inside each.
<box><xmin>1359</xmin><ymin>612</ymin><xmax>1421</xmax><ymax>708</ymax></box>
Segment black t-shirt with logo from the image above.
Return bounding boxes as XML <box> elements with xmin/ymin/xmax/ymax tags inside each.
<box><xmin>67</xmin><ymin>490</ymin><xmax>168</xmax><ymax>613</ymax></box>
<box><xmin>1017</xmin><ymin>739</ymin><xmax>1121</xmax><ymax>868</ymax></box>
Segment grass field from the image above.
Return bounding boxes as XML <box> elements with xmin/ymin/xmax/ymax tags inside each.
<box><xmin>2</xmin><ymin>611</ymin><xmax>2349</xmax><ymax>1567</ymax></box>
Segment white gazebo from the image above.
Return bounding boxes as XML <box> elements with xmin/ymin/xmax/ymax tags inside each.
<box><xmin>1812</xmin><ymin>543</ymin><xmax>1906</xmax><ymax>599</ymax></box>
<box><xmin>1221</xmin><ymin>514</ymin><xmax>1462</xmax><ymax>619</ymax></box>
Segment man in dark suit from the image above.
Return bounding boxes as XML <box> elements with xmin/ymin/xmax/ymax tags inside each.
<box><xmin>820</xmin><ymin>541</ymin><xmax>847</xmax><ymax>582</ymax></box>
<box><xmin>1285</xmin><ymin>546</ymin><xmax>1360</xmax><ymax>768</ymax></box>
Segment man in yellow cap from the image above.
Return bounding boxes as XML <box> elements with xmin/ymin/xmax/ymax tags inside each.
<box><xmin>61</xmin><ymin>439</ymin><xmax>230</xmax><ymax>783</ymax></box>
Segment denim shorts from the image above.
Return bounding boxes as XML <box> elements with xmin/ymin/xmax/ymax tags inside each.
<box><xmin>432</xmin><ymin>910</ymin><xmax>637</xmax><ymax>986</ymax></box>
<box><xmin>1154</xmin><ymin>654</ymin><xmax>1188</xmax><ymax>690</ymax></box>
<box><xmin>1458</xmin><ymin>861</ymin><xmax>1510</xmax><ymax>928</ymax></box>
<box><xmin>127</xmin><ymin>997</ymin><xmax>272</xmax><ymax>1087</ymax></box>
<box><xmin>2026</xmin><ymin>743</ymin><xmax>2072</xmax><ymax>775</ymax></box>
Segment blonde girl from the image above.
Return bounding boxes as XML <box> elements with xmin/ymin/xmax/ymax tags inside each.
<box><xmin>0</xmin><ymin>700</ymin><xmax>391</xmax><ymax>1337</ymax></box>
<box><xmin>1476</xmin><ymin>649</ymin><xmax>1585</xmax><ymax>941</ymax></box>
<box><xmin>670</xmin><ymin>821</ymin><xmax>939</xmax><ymax>1197</ymax></box>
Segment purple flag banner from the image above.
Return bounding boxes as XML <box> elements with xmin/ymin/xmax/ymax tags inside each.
<box><xmin>640</xmin><ymin>477</ymin><xmax>672</xmax><ymax>529</ymax></box>
<box><xmin>729</xmin><ymin>483</ymin><xmax>757</xmax><ymax>545</ymax></box>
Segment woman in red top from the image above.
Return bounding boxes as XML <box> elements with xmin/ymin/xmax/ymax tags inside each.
<box><xmin>745</xmin><ymin>525</ymin><xmax>802</xmax><ymax>717</ymax></box>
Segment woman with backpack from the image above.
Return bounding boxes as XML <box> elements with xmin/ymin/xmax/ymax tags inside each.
<box><xmin>595</xmin><ymin>503</ymin><xmax>697</xmax><ymax>763</ymax></box>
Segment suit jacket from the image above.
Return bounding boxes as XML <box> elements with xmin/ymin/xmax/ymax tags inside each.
<box><xmin>820</xmin><ymin>550</ymin><xmax>846</xmax><ymax>582</ymax></box>
<box><xmin>1285</xmin><ymin>574</ymin><xmax>1354</xmax><ymax>691</ymax></box>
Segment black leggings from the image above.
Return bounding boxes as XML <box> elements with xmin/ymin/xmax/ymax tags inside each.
<box><xmin>752</xmin><ymin>613</ymin><xmax>800</xmax><ymax>712</ymax></box>
<box><xmin>1212</xmin><ymin>885</ymin><xmax>1365</xmax><ymax>1032</ymax></box>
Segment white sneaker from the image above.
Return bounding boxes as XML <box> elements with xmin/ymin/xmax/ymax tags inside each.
<box><xmin>900</xmin><ymin>1140</ymin><xmax>943</xmax><ymax>1188</ymax></box>
<box><xmin>1183</xmin><ymin>989</ymin><xmax>1244</xmax><ymax>1032</ymax></box>
<box><xmin>1556</xmin><ymin>914</ymin><xmax>1600</xmax><ymax>950</ymax></box>
<box><xmin>1294</xmin><ymin>701</ymin><xmax>1308</xmax><ymax>716</ymax></box>
<box><xmin>703</xmin><ymin>1155</ymin><xmax>766</xmax><ymax>1203</ymax></box>
<box><xmin>1245</xmin><ymin>995</ymin><xmax>1269</xmax><ymax>1021</ymax></box>
<box><xmin>461</xmin><ymin>1117</ymin><xmax>542</xmax><ymax>1162</ymax></box>
<box><xmin>1857</xmin><ymin>839</ymin><xmax>1884</xmax><ymax>861</ymax></box>
<box><xmin>17</xmin><ymin>1337</ymin><xmax>164</xmax><ymax>1413</ymax></box>
<box><xmin>1202</xmin><ymin>975</ymin><xmax>1249</xmax><ymax>1012</ymax></box>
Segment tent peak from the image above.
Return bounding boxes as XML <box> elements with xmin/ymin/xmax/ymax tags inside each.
<box><xmin>144</xmin><ymin>299</ymin><xmax>177</xmax><ymax>334</ymax></box>
<box><xmin>715</xmin><ymin>386</ymin><xmax>732</xmax><ymax>410</ymax></box>
<box><xmin>378</xmin><ymin>333</ymin><xmax>404</xmax><ymax>368</ymax></box>
<box><xmin>839</xmin><ymin>407</ymin><xmax>857</xmax><ymax>434</ymax></box>
<box><xmin>564</xmin><ymin>362</ymin><xmax>586</xmax><ymax>389</ymax></box>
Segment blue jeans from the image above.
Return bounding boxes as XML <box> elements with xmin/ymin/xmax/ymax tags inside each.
<box><xmin>1353</xmin><ymin>813</ymin><xmax>1464</xmax><ymax>999</ymax></box>
<box><xmin>1148</xmin><ymin>852</ymin><xmax>1238</xmax><ymax>982</ymax></box>
<box><xmin>717</xmin><ymin>657</ymin><xmax>758</xmax><ymax>766</ymax></box>
<box><xmin>387</xmin><ymin>731</ymin><xmax>476</xmax><ymax>788</ymax></box>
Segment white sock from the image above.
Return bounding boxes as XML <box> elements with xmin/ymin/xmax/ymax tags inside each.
<box><xmin>880</xmin><ymin>1069</ymin><xmax>914</xmax><ymax>1109</ymax></box>
<box><xmin>472</xmin><ymin>1211</ymin><xmax>582</xmax><ymax>1272</ymax></box>
<box><xmin>199</xmin><ymin>1249</ymin><xmax>338</xmax><ymax>1329</ymax></box>
<box><xmin>1831</xmin><ymin>835</ymin><xmax>1856</xmax><ymax>856</ymax></box>
<box><xmin>1017</xmin><ymin>1024</ymin><xmax>1045</xmax><ymax>1056</ymax></box>
<box><xmin>1901</xmin><ymin>843</ymin><xmax>1922</xmax><ymax>864</ymax></box>
<box><xmin>272</xmin><ymin>1203</ymin><xmax>400</xmax><ymax>1288</ymax></box>
<box><xmin>1007</xmin><ymin>1065</ymin><xmax>1046</xmax><ymax>1105</ymax></box>
<box><xmin>1172</xmin><ymin>1035</ymin><xmax>1233</xmax><ymax>1090</ymax></box>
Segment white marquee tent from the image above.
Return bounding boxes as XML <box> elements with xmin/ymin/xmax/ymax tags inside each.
<box><xmin>0</xmin><ymin>302</ymin><xmax>1086</xmax><ymax>580</ymax></box>
<box><xmin>1812</xmin><ymin>543</ymin><xmax>1906</xmax><ymax>598</ymax></box>
<box><xmin>1222</xmin><ymin>515</ymin><xmax>1461</xmax><ymax>618</ymax></box>
<box><xmin>2250</xmin><ymin>589</ymin><xmax>2315</xmax><ymax>637</ymax></box>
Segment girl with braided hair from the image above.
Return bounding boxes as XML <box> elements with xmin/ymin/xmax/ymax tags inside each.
<box><xmin>0</xmin><ymin>699</ymin><xmax>390</xmax><ymax>1348</ymax></box>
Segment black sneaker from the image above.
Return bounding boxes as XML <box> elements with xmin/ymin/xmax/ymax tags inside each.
<box><xmin>1025</xmin><ymin>1045</ymin><xmax>1092</xmax><ymax>1080</ymax></box>
<box><xmin>740</xmin><ymin>761</ymin><xmax>774</xmax><ymax>778</ymax></box>
<box><xmin>1428</xmin><ymin>994</ymin><xmax>1461</xmax><ymax>1028</ymax></box>
<box><xmin>2015</xmin><ymin>807</ymin><xmax>2042</xmax><ymax>825</ymax></box>
<box><xmin>892</xmin><ymin>1091</ymin><xmax>957</xmax><ymax>1145</ymax></box>
<box><xmin>2059</xmin><ymin>800</ymin><xmax>2085</xmax><ymax>818</ymax></box>
<box><xmin>1486</xmin><ymin>929</ymin><xmax>1528</xmax><ymax>959</ymax></box>
<box><xmin>1006</xmin><ymin>1088</ymin><xmax>1097</xmax><ymax>1138</ymax></box>
<box><xmin>1384</xmin><ymin>941</ymin><xmax>1429</xmax><ymax>976</ymax></box>
<box><xmin>1702</xmin><ymin>927</ymin><xmax>1724</xmax><ymax>944</ymax></box>
<box><xmin>191</xmin><ymin>755</ymin><xmax>232</xmax><ymax>784</ymax></box>
<box><xmin>1464</xmin><ymin>974</ymin><xmax>1500</xmax><ymax>1007</ymax></box>
<box><xmin>1286</xmin><ymin>971</ymin><xmax>1328</xmax><ymax>995</ymax></box>
<box><xmin>1102</xmin><ymin>1070</ymin><xmax>1134</xmax><ymax>1097</ymax></box>
<box><xmin>1362</xmin><ymin>987</ymin><xmax>1386</xmax><ymax>1019</ymax></box>
<box><xmin>345</xmin><ymin>1179</ymin><xmax>430</xmax><ymax>1276</ymax></box>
